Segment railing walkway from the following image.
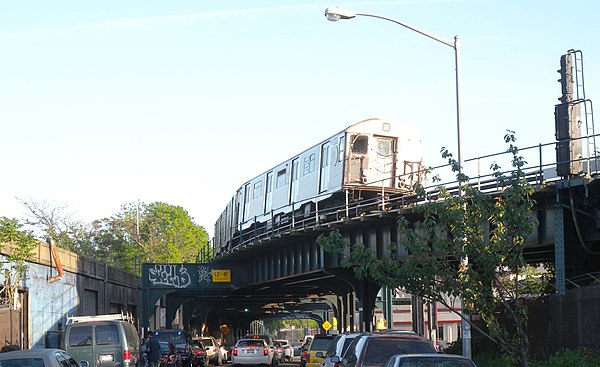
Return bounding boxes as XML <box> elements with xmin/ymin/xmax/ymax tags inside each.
<box><xmin>202</xmin><ymin>133</ymin><xmax>600</xmax><ymax>263</ymax></box>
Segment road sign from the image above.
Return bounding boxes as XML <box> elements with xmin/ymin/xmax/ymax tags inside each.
<box><xmin>212</xmin><ymin>269</ymin><xmax>231</xmax><ymax>282</ymax></box>
<box><xmin>322</xmin><ymin>320</ymin><xmax>332</xmax><ymax>332</ymax></box>
<box><xmin>220</xmin><ymin>324</ymin><xmax>230</xmax><ymax>334</ymax></box>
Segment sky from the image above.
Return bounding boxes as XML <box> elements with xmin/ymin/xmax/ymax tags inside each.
<box><xmin>1</xmin><ymin>0</ymin><xmax>599</xmax><ymax>238</ymax></box>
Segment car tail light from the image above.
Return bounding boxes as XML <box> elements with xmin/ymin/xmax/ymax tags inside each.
<box><xmin>303</xmin><ymin>351</ymin><xmax>310</xmax><ymax>363</ymax></box>
<box><xmin>233</xmin><ymin>347</ymin><xmax>238</xmax><ymax>356</ymax></box>
<box><xmin>196</xmin><ymin>350</ymin><xmax>202</xmax><ymax>356</ymax></box>
<box><xmin>263</xmin><ymin>347</ymin><xmax>268</xmax><ymax>356</ymax></box>
<box><xmin>123</xmin><ymin>350</ymin><xmax>131</xmax><ymax>362</ymax></box>
<box><xmin>213</xmin><ymin>347</ymin><xmax>217</xmax><ymax>353</ymax></box>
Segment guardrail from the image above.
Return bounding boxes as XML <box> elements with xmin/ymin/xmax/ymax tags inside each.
<box><xmin>203</xmin><ymin>133</ymin><xmax>600</xmax><ymax>262</ymax></box>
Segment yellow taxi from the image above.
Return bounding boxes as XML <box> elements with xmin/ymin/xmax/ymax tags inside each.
<box><xmin>305</xmin><ymin>334</ymin><xmax>336</xmax><ymax>367</ymax></box>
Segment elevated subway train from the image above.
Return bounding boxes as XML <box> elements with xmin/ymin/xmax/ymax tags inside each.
<box><xmin>213</xmin><ymin>118</ymin><xmax>424</xmax><ymax>256</ymax></box>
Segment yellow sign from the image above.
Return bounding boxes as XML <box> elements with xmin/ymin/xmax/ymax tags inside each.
<box><xmin>220</xmin><ymin>325</ymin><xmax>230</xmax><ymax>334</ymax></box>
<box><xmin>322</xmin><ymin>320</ymin><xmax>332</xmax><ymax>332</ymax></box>
<box><xmin>212</xmin><ymin>269</ymin><xmax>231</xmax><ymax>282</ymax></box>
<box><xmin>376</xmin><ymin>318</ymin><xmax>387</xmax><ymax>330</ymax></box>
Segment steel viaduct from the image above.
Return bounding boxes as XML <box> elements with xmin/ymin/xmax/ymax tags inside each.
<box><xmin>141</xmin><ymin>142</ymin><xmax>600</xmax><ymax>338</ymax></box>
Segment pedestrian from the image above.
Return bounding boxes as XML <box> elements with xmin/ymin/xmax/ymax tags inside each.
<box><xmin>139</xmin><ymin>331</ymin><xmax>152</xmax><ymax>367</ymax></box>
<box><xmin>146</xmin><ymin>331</ymin><xmax>162</xmax><ymax>367</ymax></box>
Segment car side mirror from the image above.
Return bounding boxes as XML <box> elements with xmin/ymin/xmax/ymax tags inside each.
<box><xmin>330</xmin><ymin>357</ymin><xmax>340</xmax><ymax>363</ymax></box>
<box><xmin>316</xmin><ymin>352</ymin><xmax>324</xmax><ymax>358</ymax></box>
<box><xmin>80</xmin><ymin>361</ymin><xmax>90</xmax><ymax>367</ymax></box>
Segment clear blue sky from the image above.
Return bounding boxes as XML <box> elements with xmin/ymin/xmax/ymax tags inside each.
<box><xmin>1</xmin><ymin>0</ymin><xmax>599</xmax><ymax>237</ymax></box>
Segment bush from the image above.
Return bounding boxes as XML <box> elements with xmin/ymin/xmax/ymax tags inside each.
<box><xmin>529</xmin><ymin>348</ymin><xmax>600</xmax><ymax>367</ymax></box>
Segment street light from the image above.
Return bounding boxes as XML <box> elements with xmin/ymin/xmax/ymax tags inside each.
<box><xmin>324</xmin><ymin>6</ymin><xmax>469</xmax><ymax>358</ymax></box>
<box><xmin>324</xmin><ymin>6</ymin><xmax>464</xmax><ymax>181</ymax></box>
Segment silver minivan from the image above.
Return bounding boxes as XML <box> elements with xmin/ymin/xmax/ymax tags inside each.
<box><xmin>64</xmin><ymin>314</ymin><xmax>140</xmax><ymax>367</ymax></box>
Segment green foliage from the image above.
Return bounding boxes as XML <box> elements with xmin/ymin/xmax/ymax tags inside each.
<box><xmin>0</xmin><ymin>217</ymin><xmax>37</xmax><ymax>309</ymax></box>
<box><xmin>529</xmin><ymin>348</ymin><xmax>600</xmax><ymax>367</ymax></box>
<box><xmin>318</xmin><ymin>132</ymin><xmax>545</xmax><ymax>367</ymax></box>
<box><xmin>19</xmin><ymin>199</ymin><xmax>209</xmax><ymax>274</ymax></box>
<box><xmin>95</xmin><ymin>202</ymin><xmax>210</xmax><ymax>273</ymax></box>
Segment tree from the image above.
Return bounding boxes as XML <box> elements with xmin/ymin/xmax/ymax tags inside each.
<box><xmin>95</xmin><ymin>202</ymin><xmax>210</xmax><ymax>273</ymax></box>
<box><xmin>318</xmin><ymin>132</ymin><xmax>543</xmax><ymax>367</ymax></box>
<box><xmin>0</xmin><ymin>217</ymin><xmax>37</xmax><ymax>310</ymax></box>
<box><xmin>18</xmin><ymin>199</ymin><xmax>210</xmax><ymax>274</ymax></box>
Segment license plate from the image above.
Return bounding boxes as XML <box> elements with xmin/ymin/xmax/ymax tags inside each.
<box><xmin>99</xmin><ymin>355</ymin><xmax>114</xmax><ymax>362</ymax></box>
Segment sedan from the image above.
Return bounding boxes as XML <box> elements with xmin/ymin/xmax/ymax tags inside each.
<box><xmin>231</xmin><ymin>339</ymin><xmax>274</xmax><ymax>367</ymax></box>
<box><xmin>0</xmin><ymin>349</ymin><xmax>79</xmax><ymax>367</ymax></box>
<box><xmin>159</xmin><ymin>342</ymin><xmax>180</xmax><ymax>367</ymax></box>
<box><xmin>384</xmin><ymin>354</ymin><xmax>478</xmax><ymax>367</ymax></box>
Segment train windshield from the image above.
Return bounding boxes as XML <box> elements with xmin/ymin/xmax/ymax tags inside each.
<box><xmin>351</xmin><ymin>135</ymin><xmax>368</xmax><ymax>154</ymax></box>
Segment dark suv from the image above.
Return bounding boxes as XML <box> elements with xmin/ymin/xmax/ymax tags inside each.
<box><xmin>331</xmin><ymin>332</ymin><xmax>436</xmax><ymax>367</ymax></box>
<box><xmin>154</xmin><ymin>330</ymin><xmax>194</xmax><ymax>367</ymax></box>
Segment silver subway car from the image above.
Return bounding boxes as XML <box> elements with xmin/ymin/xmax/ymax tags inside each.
<box><xmin>214</xmin><ymin>118</ymin><xmax>423</xmax><ymax>255</ymax></box>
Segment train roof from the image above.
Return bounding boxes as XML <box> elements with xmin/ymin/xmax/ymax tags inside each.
<box><xmin>238</xmin><ymin>117</ymin><xmax>420</xmax><ymax>187</ymax></box>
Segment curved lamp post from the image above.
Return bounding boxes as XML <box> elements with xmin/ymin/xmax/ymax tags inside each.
<box><xmin>324</xmin><ymin>6</ymin><xmax>470</xmax><ymax>358</ymax></box>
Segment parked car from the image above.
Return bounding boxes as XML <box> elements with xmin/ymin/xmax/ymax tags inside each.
<box><xmin>273</xmin><ymin>341</ymin><xmax>284</xmax><ymax>362</ymax></box>
<box><xmin>63</xmin><ymin>314</ymin><xmax>140</xmax><ymax>367</ymax></box>
<box><xmin>274</xmin><ymin>340</ymin><xmax>293</xmax><ymax>362</ymax></box>
<box><xmin>158</xmin><ymin>341</ymin><xmax>181</xmax><ymax>367</ymax></box>
<box><xmin>200</xmin><ymin>337</ymin><xmax>222</xmax><ymax>366</ymax></box>
<box><xmin>191</xmin><ymin>339</ymin><xmax>207</xmax><ymax>367</ymax></box>
<box><xmin>321</xmin><ymin>332</ymin><xmax>364</xmax><ymax>367</ymax></box>
<box><xmin>154</xmin><ymin>330</ymin><xmax>194</xmax><ymax>367</ymax></box>
<box><xmin>0</xmin><ymin>349</ymin><xmax>79</xmax><ymax>367</ymax></box>
<box><xmin>384</xmin><ymin>353</ymin><xmax>478</xmax><ymax>367</ymax></box>
<box><xmin>231</xmin><ymin>338</ymin><xmax>276</xmax><ymax>367</ymax></box>
<box><xmin>331</xmin><ymin>333</ymin><xmax>436</xmax><ymax>367</ymax></box>
<box><xmin>305</xmin><ymin>334</ymin><xmax>336</xmax><ymax>367</ymax></box>
<box><xmin>219</xmin><ymin>344</ymin><xmax>229</xmax><ymax>362</ymax></box>
<box><xmin>291</xmin><ymin>341</ymin><xmax>303</xmax><ymax>357</ymax></box>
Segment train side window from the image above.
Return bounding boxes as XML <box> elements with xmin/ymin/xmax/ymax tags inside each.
<box><xmin>338</xmin><ymin>136</ymin><xmax>345</xmax><ymax>163</ymax></box>
<box><xmin>253</xmin><ymin>181</ymin><xmax>263</xmax><ymax>199</ymax></box>
<box><xmin>244</xmin><ymin>184</ymin><xmax>251</xmax><ymax>203</ymax></box>
<box><xmin>276</xmin><ymin>169</ymin><xmax>287</xmax><ymax>188</ymax></box>
<box><xmin>303</xmin><ymin>153</ymin><xmax>316</xmax><ymax>176</ymax></box>
<box><xmin>292</xmin><ymin>159</ymin><xmax>299</xmax><ymax>181</ymax></box>
<box><xmin>351</xmin><ymin>135</ymin><xmax>368</xmax><ymax>154</ymax></box>
<box><xmin>266</xmin><ymin>172</ymin><xmax>273</xmax><ymax>193</ymax></box>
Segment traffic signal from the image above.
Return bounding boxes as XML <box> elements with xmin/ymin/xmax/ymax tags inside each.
<box><xmin>558</xmin><ymin>53</ymin><xmax>573</xmax><ymax>104</ymax></box>
<box><xmin>555</xmin><ymin>51</ymin><xmax>582</xmax><ymax>177</ymax></box>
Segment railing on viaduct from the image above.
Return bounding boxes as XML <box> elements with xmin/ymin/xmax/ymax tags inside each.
<box><xmin>202</xmin><ymin>133</ymin><xmax>600</xmax><ymax>264</ymax></box>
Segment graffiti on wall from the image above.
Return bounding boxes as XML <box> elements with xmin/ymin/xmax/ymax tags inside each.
<box><xmin>197</xmin><ymin>266</ymin><xmax>212</xmax><ymax>283</ymax></box>
<box><xmin>148</xmin><ymin>264</ymin><xmax>192</xmax><ymax>288</ymax></box>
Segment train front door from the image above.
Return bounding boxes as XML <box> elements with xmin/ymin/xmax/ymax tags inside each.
<box><xmin>371</xmin><ymin>137</ymin><xmax>395</xmax><ymax>187</ymax></box>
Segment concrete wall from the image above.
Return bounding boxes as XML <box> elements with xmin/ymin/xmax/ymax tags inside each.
<box><xmin>1</xmin><ymin>241</ymin><xmax>140</xmax><ymax>350</ymax></box>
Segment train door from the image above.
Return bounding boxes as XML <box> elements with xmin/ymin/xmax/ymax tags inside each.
<box><xmin>289</xmin><ymin>158</ymin><xmax>300</xmax><ymax>204</ymax></box>
<box><xmin>264</xmin><ymin>171</ymin><xmax>273</xmax><ymax>213</ymax></box>
<box><xmin>319</xmin><ymin>141</ymin><xmax>331</xmax><ymax>192</ymax></box>
<box><xmin>371</xmin><ymin>137</ymin><xmax>396</xmax><ymax>187</ymax></box>
<box><xmin>347</xmin><ymin>134</ymin><xmax>368</xmax><ymax>183</ymax></box>
<box><xmin>242</xmin><ymin>183</ymin><xmax>251</xmax><ymax>222</ymax></box>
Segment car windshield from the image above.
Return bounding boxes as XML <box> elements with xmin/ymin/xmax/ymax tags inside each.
<box><xmin>192</xmin><ymin>341</ymin><xmax>203</xmax><ymax>349</ymax></box>
<box><xmin>398</xmin><ymin>357</ymin><xmax>475</xmax><ymax>367</ymax></box>
<box><xmin>155</xmin><ymin>332</ymin><xmax>186</xmax><ymax>345</ymax></box>
<box><xmin>362</xmin><ymin>339</ymin><xmax>435</xmax><ymax>366</ymax></box>
<box><xmin>201</xmin><ymin>339</ymin><xmax>214</xmax><ymax>346</ymax></box>
<box><xmin>159</xmin><ymin>343</ymin><xmax>172</xmax><ymax>353</ymax></box>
